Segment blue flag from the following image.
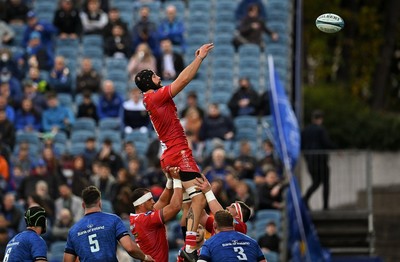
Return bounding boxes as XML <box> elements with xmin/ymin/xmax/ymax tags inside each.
<box><xmin>267</xmin><ymin>56</ymin><xmax>330</xmax><ymax>262</ymax></box>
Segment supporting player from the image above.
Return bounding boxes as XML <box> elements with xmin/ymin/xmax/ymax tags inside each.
<box><xmin>134</xmin><ymin>43</ymin><xmax>214</xmax><ymax>261</ymax></box>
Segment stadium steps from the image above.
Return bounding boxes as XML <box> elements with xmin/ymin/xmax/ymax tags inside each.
<box><xmin>311</xmin><ymin>210</ymin><xmax>372</xmax><ymax>257</ymax></box>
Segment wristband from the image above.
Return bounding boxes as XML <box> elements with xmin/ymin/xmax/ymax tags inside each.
<box><xmin>166</xmin><ymin>178</ymin><xmax>173</xmax><ymax>189</ymax></box>
<box><xmin>144</xmin><ymin>254</ymin><xmax>148</xmax><ymax>261</ymax></box>
<box><xmin>205</xmin><ymin>190</ymin><xmax>216</xmax><ymax>203</ymax></box>
<box><xmin>197</xmin><ymin>55</ymin><xmax>205</xmax><ymax>61</ymax></box>
<box><xmin>173</xmin><ymin>178</ymin><xmax>182</xmax><ymax>188</ymax></box>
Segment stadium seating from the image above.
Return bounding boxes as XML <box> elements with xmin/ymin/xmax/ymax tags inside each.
<box><xmin>71</xmin><ymin>130</ymin><xmax>95</xmax><ymax>144</ymax></box>
<box><xmin>72</xmin><ymin>118</ymin><xmax>96</xmax><ymax>132</ymax></box>
<box><xmin>69</xmin><ymin>143</ymin><xmax>86</xmax><ymax>156</ymax></box>
<box><xmin>98</xmin><ymin>117</ymin><xmax>121</xmax><ymax>131</ymax></box>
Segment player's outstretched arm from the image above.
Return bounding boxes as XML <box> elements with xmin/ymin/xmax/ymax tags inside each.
<box><xmin>119</xmin><ymin>235</ymin><xmax>154</xmax><ymax>261</ymax></box>
<box><xmin>195</xmin><ymin>173</ymin><xmax>223</xmax><ymax>214</ymax></box>
<box><xmin>170</xmin><ymin>43</ymin><xmax>214</xmax><ymax>97</ymax></box>
<box><xmin>158</xmin><ymin>168</ymin><xmax>183</xmax><ymax>223</ymax></box>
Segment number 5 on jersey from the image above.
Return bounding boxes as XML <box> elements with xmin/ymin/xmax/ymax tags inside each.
<box><xmin>89</xmin><ymin>234</ymin><xmax>100</xmax><ymax>252</ymax></box>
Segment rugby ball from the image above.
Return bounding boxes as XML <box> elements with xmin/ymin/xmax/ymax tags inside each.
<box><xmin>315</xmin><ymin>13</ymin><xmax>344</xmax><ymax>33</ymax></box>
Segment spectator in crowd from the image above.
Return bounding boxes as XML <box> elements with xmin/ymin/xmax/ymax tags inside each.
<box><xmin>121</xmin><ymin>143</ymin><xmax>139</xmax><ymax>167</ymax></box>
<box><xmin>59</xmin><ymin>156</ymin><xmax>90</xmax><ymax>196</ymax></box>
<box><xmin>232</xmin><ymin>4</ymin><xmax>278</xmax><ymax>51</ymax></box>
<box><xmin>34</xmin><ymin>180</ymin><xmax>55</xmax><ymax>222</ymax></box>
<box><xmin>22</xmin><ymin>11</ymin><xmax>58</xmax><ymax>49</ymax></box>
<box><xmin>53</xmin><ymin>0</ymin><xmax>82</xmax><ymax>39</ymax></box>
<box><xmin>0</xmin><ymin>152</ymin><xmax>9</xmax><ymax>194</ymax></box>
<box><xmin>10</xmin><ymin>142</ymin><xmax>32</xmax><ymax>177</ymax></box>
<box><xmin>21</xmin><ymin>79</ymin><xmax>47</xmax><ymax>114</ymax></box>
<box><xmin>0</xmin><ymin>226</ymin><xmax>8</xmax><ymax>260</ymax></box>
<box><xmin>203</xmin><ymin>147</ymin><xmax>235</xmax><ymax>184</ymax></box>
<box><xmin>82</xmin><ymin>137</ymin><xmax>97</xmax><ymax>170</ymax></box>
<box><xmin>180</xmin><ymin>91</ymin><xmax>204</xmax><ymax>119</ymax></box>
<box><xmin>52</xmin><ymin>208</ymin><xmax>74</xmax><ymax>241</ymax></box>
<box><xmin>80</xmin><ymin>0</ymin><xmax>108</xmax><ymax>35</ymax></box>
<box><xmin>55</xmin><ymin>184</ymin><xmax>84</xmax><ymax>223</ymax></box>
<box><xmin>182</xmin><ymin>107</ymin><xmax>202</xmax><ymax>143</ymax></box>
<box><xmin>0</xmin><ymin>95</ymin><xmax>15</xmax><ymax>122</ymax></box>
<box><xmin>76</xmin><ymin>90</ymin><xmax>98</xmax><ymax>122</ymax></box>
<box><xmin>258</xmin><ymin>90</ymin><xmax>271</xmax><ymax>116</ymax></box>
<box><xmin>209</xmin><ymin>177</ymin><xmax>230</xmax><ymax>209</ymax></box>
<box><xmin>95</xmin><ymin>138</ymin><xmax>124</xmax><ymax>177</ymax></box>
<box><xmin>234</xmin><ymin>180</ymin><xmax>255</xmax><ymax>214</ymax></box>
<box><xmin>228</xmin><ymin>77</ymin><xmax>260</xmax><ymax>117</ymax></box>
<box><xmin>103</xmin><ymin>7</ymin><xmax>128</xmax><ymax>40</ymax></box>
<box><xmin>126</xmin><ymin>157</ymin><xmax>145</xmax><ymax>188</ymax></box>
<box><xmin>0</xmin><ymin>109</ymin><xmax>15</xmax><ymax>151</ymax></box>
<box><xmin>235</xmin><ymin>0</ymin><xmax>267</xmax><ymax>22</ymax></box>
<box><xmin>257</xmin><ymin>139</ymin><xmax>281</xmax><ymax>178</ymax></box>
<box><xmin>257</xmin><ymin>169</ymin><xmax>284</xmax><ymax>210</ymax></box>
<box><xmin>0</xmin><ymin>82</ymin><xmax>19</xmax><ymax>111</ymax></box>
<box><xmin>258</xmin><ymin>221</ymin><xmax>280</xmax><ymax>254</ymax></box>
<box><xmin>4</xmin><ymin>0</ymin><xmax>29</xmax><ymax>25</ymax></box>
<box><xmin>14</xmin><ymin>97</ymin><xmax>42</xmax><ymax>132</ymax></box>
<box><xmin>121</xmin><ymin>88</ymin><xmax>149</xmax><ymax>134</ymax></box>
<box><xmin>23</xmin><ymin>31</ymin><xmax>54</xmax><ymax>71</ymax></box>
<box><xmin>0</xmin><ymin>21</ymin><xmax>15</xmax><ymax>45</ymax></box>
<box><xmin>131</xmin><ymin>6</ymin><xmax>159</xmax><ymax>57</ymax></box>
<box><xmin>156</xmin><ymin>38</ymin><xmax>184</xmax><ymax>81</ymax></box>
<box><xmin>224</xmin><ymin>172</ymin><xmax>240</xmax><ymax>202</ymax></box>
<box><xmin>0</xmin><ymin>67</ymin><xmax>22</xmax><ymax>99</ymax></box>
<box><xmin>158</xmin><ymin>5</ymin><xmax>185</xmax><ymax>52</ymax></box>
<box><xmin>233</xmin><ymin>140</ymin><xmax>257</xmax><ymax>180</ymax></box>
<box><xmin>41</xmin><ymin>145</ymin><xmax>62</xmax><ymax>178</ymax></box>
<box><xmin>0</xmin><ymin>48</ymin><xmax>22</xmax><ymax>81</ymax></box>
<box><xmin>199</xmin><ymin>103</ymin><xmax>235</xmax><ymax>141</ymax></box>
<box><xmin>42</xmin><ymin>92</ymin><xmax>75</xmax><ymax>134</ymax></box>
<box><xmin>90</xmin><ymin>161</ymin><xmax>116</xmax><ymax>200</ymax></box>
<box><xmin>18</xmin><ymin>159</ymin><xmax>59</xmax><ymax>202</ymax></box>
<box><xmin>112</xmin><ymin>185</ymin><xmax>132</xmax><ymax>220</ymax></box>
<box><xmin>48</xmin><ymin>56</ymin><xmax>73</xmax><ymax>93</ymax></box>
<box><xmin>127</xmin><ymin>43</ymin><xmax>157</xmax><ymax>81</ymax></box>
<box><xmin>25</xmin><ymin>67</ymin><xmax>50</xmax><ymax>94</ymax></box>
<box><xmin>0</xmin><ymin>193</ymin><xmax>22</xmax><ymax>237</ymax></box>
<box><xmin>104</xmin><ymin>24</ymin><xmax>131</xmax><ymax>58</ymax></box>
<box><xmin>81</xmin><ymin>0</ymin><xmax>109</xmax><ymax>13</ymax></box>
<box><xmin>97</xmin><ymin>80</ymin><xmax>123</xmax><ymax>119</ymax></box>
<box><xmin>302</xmin><ymin>110</ymin><xmax>335</xmax><ymax>210</ymax></box>
<box><xmin>76</xmin><ymin>57</ymin><xmax>101</xmax><ymax>94</ymax></box>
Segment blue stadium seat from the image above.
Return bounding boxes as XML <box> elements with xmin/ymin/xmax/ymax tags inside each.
<box><xmin>134</xmin><ymin>141</ymin><xmax>148</xmax><ymax>157</ymax></box>
<box><xmin>209</xmin><ymin>91</ymin><xmax>231</xmax><ymax>104</ymax></box>
<box><xmin>210</xmin><ymin>79</ymin><xmax>234</xmax><ymax>93</ymax></box>
<box><xmin>213</xmin><ymin>33</ymin><xmax>232</xmax><ymax>46</ymax></box>
<box><xmin>216</xmin><ymin>1</ymin><xmax>236</xmax><ymax>13</ymax></box>
<box><xmin>57</xmin><ymin>93</ymin><xmax>73</xmax><ymax>108</ymax></box>
<box><xmin>124</xmin><ymin>130</ymin><xmax>150</xmax><ymax>144</ymax></box>
<box><xmin>16</xmin><ymin>132</ymin><xmax>40</xmax><ymax>146</ymax></box>
<box><xmin>72</xmin><ymin>117</ymin><xmax>97</xmax><ymax>132</ymax></box>
<box><xmin>82</xmin><ymin>35</ymin><xmax>104</xmax><ymax>48</ymax></box>
<box><xmin>212</xmin><ymin>45</ymin><xmax>235</xmax><ymax>57</ymax></box>
<box><xmin>106</xmin><ymin>70</ymin><xmax>128</xmax><ymax>83</ymax></box>
<box><xmin>113</xmin><ymin>80</ymin><xmax>128</xmax><ymax>97</ymax></box>
<box><xmin>211</xmin><ymin>57</ymin><xmax>234</xmax><ymax>70</ymax></box>
<box><xmin>254</xmin><ymin>210</ymin><xmax>282</xmax><ymax>239</ymax></box>
<box><xmin>70</xmin><ymin>130</ymin><xmax>95</xmax><ymax>143</ymax></box>
<box><xmin>214</xmin><ymin>22</ymin><xmax>236</xmax><ymax>34</ymax></box>
<box><xmin>54</xmin><ymin>142</ymin><xmax>68</xmax><ymax>156</ymax></box>
<box><xmin>235</xmin><ymin>128</ymin><xmax>258</xmax><ymax>142</ymax></box>
<box><xmin>56</xmin><ymin>38</ymin><xmax>79</xmax><ymax>49</ymax></box>
<box><xmin>234</xmin><ymin>116</ymin><xmax>259</xmax><ymax>130</ymax></box>
<box><xmin>56</xmin><ymin>46</ymin><xmax>78</xmax><ymax>59</ymax></box>
<box><xmin>188</xmin><ymin>1</ymin><xmax>208</xmax><ymax>12</ymax></box>
<box><xmin>239</xmin><ymin>44</ymin><xmax>261</xmax><ymax>58</ymax></box>
<box><xmin>53</xmin><ymin>132</ymin><xmax>68</xmax><ymax>144</ymax></box>
<box><xmin>187</xmin><ymin>24</ymin><xmax>209</xmax><ymax>38</ymax></box>
<box><xmin>69</xmin><ymin>143</ymin><xmax>86</xmax><ymax>156</ymax></box>
<box><xmin>90</xmin><ymin>58</ymin><xmax>103</xmax><ymax>72</ymax></box>
<box><xmin>105</xmin><ymin>57</ymin><xmax>128</xmax><ymax>71</ymax></box>
<box><xmin>83</xmin><ymin>46</ymin><xmax>104</xmax><ymax>59</ymax></box>
<box><xmin>169</xmin><ymin>249</ymin><xmax>180</xmax><ymax>262</ymax></box>
<box><xmin>98</xmin><ymin>117</ymin><xmax>121</xmax><ymax>131</ymax></box>
<box><xmin>9</xmin><ymin>25</ymin><xmax>25</xmax><ymax>46</ymax></box>
<box><xmin>215</xmin><ymin>11</ymin><xmax>235</xmax><ymax>23</ymax></box>
<box><xmin>99</xmin><ymin>129</ymin><xmax>121</xmax><ymax>142</ymax></box>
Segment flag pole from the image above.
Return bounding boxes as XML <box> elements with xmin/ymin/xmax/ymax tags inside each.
<box><xmin>268</xmin><ymin>55</ymin><xmax>311</xmax><ymax>261</ymax></box>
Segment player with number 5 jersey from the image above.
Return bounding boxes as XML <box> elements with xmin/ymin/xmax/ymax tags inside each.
<box><xmin>64</xmin><ymin>186</ymin><xmax>154</xmax><ymax>262</ymax></box>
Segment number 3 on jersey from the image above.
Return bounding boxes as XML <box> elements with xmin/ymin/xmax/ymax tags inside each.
<box><xmin>233</xmin><ymin>246</ymin><xmax>248</xmax><ymax>260</ymax></box>
<box><xmin>89</xmin><ymin>234</ymin><xmax>100</xmax><ymax>252</ymax></box>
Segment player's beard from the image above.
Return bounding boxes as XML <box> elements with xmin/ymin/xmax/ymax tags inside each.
<box><xmin>154</xmin><ymin>80</ymin><xmax>162</xmax><ymax>90</ymax></box>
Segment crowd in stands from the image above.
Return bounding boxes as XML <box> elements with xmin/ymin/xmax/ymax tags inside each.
<box><xmin>0</xmin><ymin>0</ymin><xmax>287</xmax><ymax>259</ymax></box>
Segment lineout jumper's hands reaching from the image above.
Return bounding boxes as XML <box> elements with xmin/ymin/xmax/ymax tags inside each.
<box><xmin>195</xmin><ymin>43</ymin><xmax>214</xmax><ymax>60</ymax></box>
